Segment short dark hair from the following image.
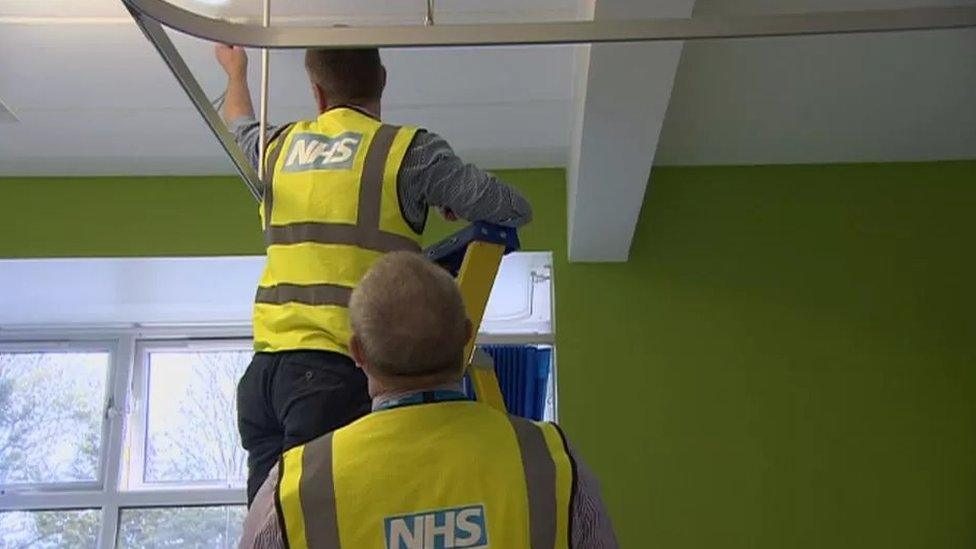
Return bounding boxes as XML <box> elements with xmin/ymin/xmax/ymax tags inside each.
<box><xmin>304</xmin><ymin>48</ymin><xmax>385</xmax><ymax>105</ymax></box>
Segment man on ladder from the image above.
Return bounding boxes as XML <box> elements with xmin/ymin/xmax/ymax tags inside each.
<box><xmin>214</xmin><ymin>45</ymin><xmax>533</xmax><ymax>505</ymax></box>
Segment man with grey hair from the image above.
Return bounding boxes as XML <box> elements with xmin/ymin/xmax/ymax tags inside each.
<box><xmin>239</xmin><ymin>252</ymin><xmax>617</xmax><ymax>548</ymax></box>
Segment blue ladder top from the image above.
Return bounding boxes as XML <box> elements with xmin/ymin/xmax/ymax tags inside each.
<box><xmin>423</xmin><ymin>222</ymin><xmax>521</xmax><ymax>275</ymax></box>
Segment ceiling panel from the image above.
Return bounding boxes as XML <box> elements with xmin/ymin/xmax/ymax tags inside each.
<box><xmin>261</xmin><ymin>46</ymin><xmax>576</xmax><ymax>111</ymax></box>
<box><xmin>0</xmin><ymin>6</ymin><xmax>576</xmax><ymax>176</ymax></box>
<box><xmin>0</xmin><ymin>97</ymin><xmax>569</xmax><ymax>176</ymax></box>
<box><xmin>0</xmin><ymin>24</ymin><xmax>188</xmax><ymax>110</ymax></box>
<box><xmin>0</xmin><ymin>24</ymin><xmax>572</xmax><ymax>110</ymax></box>
<box><xmin>1</xmin><ymin>0</ymin><xmax>973</xmax><ymax>177</ymax></box>
<box><xmin>0</xmin><ymin>0</ymin><xmax>129</xmax><ymax>18</ymax></box>
<box><xmin>0</xmin><ymin>109</ymin><xmax>227</xmax><ymax>162</ymax></box>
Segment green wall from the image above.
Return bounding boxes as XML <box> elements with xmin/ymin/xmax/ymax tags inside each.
<box><xmin>2</xmin><ymin>161</ymin><xmax>975</xmax><ymax>547</ymax></box>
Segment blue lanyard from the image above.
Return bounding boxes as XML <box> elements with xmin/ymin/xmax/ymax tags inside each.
<box><xmin>374</xmin><ymin>390</ymin><xmax>470</xmax><ymax>412</ymax></box>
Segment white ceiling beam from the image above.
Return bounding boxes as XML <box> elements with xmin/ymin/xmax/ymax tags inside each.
<box><xmin>567</xmin><ymin>0</ymin><xmax>697</xmax><ymax>262</ymax></box>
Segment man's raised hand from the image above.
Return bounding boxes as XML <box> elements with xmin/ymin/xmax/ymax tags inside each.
<box><xmin>215</xmin><ymin>44</ymin><xmax>248</xmax><ymax>80</ymax></box>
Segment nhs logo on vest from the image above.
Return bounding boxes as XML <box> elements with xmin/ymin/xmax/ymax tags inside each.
<box><xmin>282</xmin><ymin>132</ymin><xmax>362</xmax><ymax>172</ymax></box>
<box><xmin>384</xmin><ymin>504</ymin><xmax>488</xmax><ymax>549</ymax></box>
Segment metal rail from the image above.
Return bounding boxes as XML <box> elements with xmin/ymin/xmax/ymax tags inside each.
<box><xmin>121</xmin><ymin>0</ymin><xmax>976</xmax><ymax>49</ymax></box>
<box><xmin>257</xmin><ymin>0</ymin><xmax>270</xmax><ymax>181</ymax></box>
<box><xmin>126</xmin><ymin>6</ymin><xmax>262</xmax><ymax>198</ymax></box>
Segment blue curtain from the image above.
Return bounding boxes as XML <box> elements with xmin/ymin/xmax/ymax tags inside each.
<box><xmin>464</xmin><ymin>345</ymin><xmax>552</xmax><ymax>420</ymax></box>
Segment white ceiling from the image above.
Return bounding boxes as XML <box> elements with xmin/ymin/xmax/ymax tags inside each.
<box><xmin>0</xmin><ymin>0</ymin><xmax>973</xmax><ymax>177</ymax></box>
<box><xmin>0</xmin><ymin>0</ymin><xmax>578</xmax><ymax>175</ymax></box>
<box><xmin>658</xmin><ymin>0</ymin><xmax>976</xmax><ymax>165</ymax></box>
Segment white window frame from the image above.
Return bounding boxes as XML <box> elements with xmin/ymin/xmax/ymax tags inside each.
<box><xmin>0</xmin><ymin>339</ymin><xmax>116</xmax><ymax>494</ymax></box>
<box><xmin>125</xmin><ymin>337</ymin><xmax>253</xmax><ymax>493</ymax></box>
<box><xmin>0</xmin><ymin>327</ymin><xmax>250</xmax><ymax>549</ymax></box>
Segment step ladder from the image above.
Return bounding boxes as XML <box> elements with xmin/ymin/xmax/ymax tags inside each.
<box><xmin>424</xmin><ymin>222</ymin><xmax>520</xmax><ymax>413</ymax></box>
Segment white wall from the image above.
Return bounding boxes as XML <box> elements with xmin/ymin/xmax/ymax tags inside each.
<box><xmin>0</xmin><ymin>253</ymin><xmax>552</xmax><ymax>336</ymax></box>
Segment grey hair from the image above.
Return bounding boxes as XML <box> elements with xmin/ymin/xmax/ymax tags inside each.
<box><xmin>349</xmin><ymin>252</ymin><xmax>469</xmax><ymax>378</ymax></box>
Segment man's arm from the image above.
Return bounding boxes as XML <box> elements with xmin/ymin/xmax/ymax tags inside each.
<box><xmin>239</xmin><ymin>464</ymin><xmax>286</xmax><ymax>549</ymax></box>
<box><xmin>229</xmin><ymin>117</ymin><xmax>285</xmax><ymax>177</ymax></box>
<box><xmin>569</xmin><ymin>444</ymin><xmax>619</xmax><ymax>548</ymax></box>
<box><xmin>216</xmin><ymin>44</ymin><xmax>255</xmax><ymax>124</ymax></box>
<box><xmin>215</xmin><ymin>44</ymin><xmax>291</xmax><ymax>198</ymax></box>
<box><xmin>400</xmin><ymin>131</ymin><xmax>533</xmax><ymax>228</ymax></box>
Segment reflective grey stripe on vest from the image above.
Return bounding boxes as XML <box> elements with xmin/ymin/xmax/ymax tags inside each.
<box><xmin>255</xmin><ymin>283</ymin><xmax>352</xmax><ymax>307</ymax></box>
<box><xmin>263</xmin><ymin>123</ymin><xmax>294</xmax><ymax>233</ymax></box>
<box><xmin>299</xmin><ymin>432</ymin><xmax>341</xmax><ymax>548</ymax></box>
<box><xmin>356</xmin><ymin>124</ymin><xmax>398</xmax><ymax>230</ymax></box>
<box><xmin>266</xmin><ymin>222</ymin><xmax>421</xmax><ymax>253</ymax></box>
<box><xmin>289</xmin><ymin>415</ymin><xmax>558</xmax><ymax>549</ymax></box>
<box><xmin>509</xmin><ymin>416</ymin><xmax>558</xmax><ymax>549</ymax></box>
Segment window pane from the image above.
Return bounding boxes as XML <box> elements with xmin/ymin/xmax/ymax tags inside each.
<box><xmin>0</xmin><ymin>351</ymin><xmax>109</xmax><ymax>485</ymax></box>
<box><xmin>144</xmin><ymin>350</ymin><xmax>249</xmax><ymax>484</ymax></box>
<box><xmin>116</xmin><ymin>506</ymin><xmax>245</xmax><ymax>548</ymax></box>
<box><xmin>0</xmin><ymin>509</ymin><xmax>100</xmax><ymax>548</ymax></box>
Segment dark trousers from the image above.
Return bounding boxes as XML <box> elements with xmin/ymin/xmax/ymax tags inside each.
<box><xmin>236</xmin><ymin>350</ymin><xmax>371</xmax><ymax>505</ymax></box>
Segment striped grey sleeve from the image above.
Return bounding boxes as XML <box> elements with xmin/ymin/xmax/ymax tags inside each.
<box><xmin>238</xmin><ymin>465</ymin><xmax>286</xmax><ymax>549</ymax></box>
<box><xmin>397</xmin><ymin>130</ymin><xmax>533</xmax><ymax>230</ymax></box>
<box><xmin>229</xmin><ymin>115</ymin><xmax>284</xmax><ymax>200</ymax></box>
<box><xmin>568</xmin><ymin>443</ymin><xmax>620</xmax><ymax>548</ymax></box>
<box><xmin>251</xmin><ymin>521</ymin><xmax>285</xmax><ymax>549</ymax></box>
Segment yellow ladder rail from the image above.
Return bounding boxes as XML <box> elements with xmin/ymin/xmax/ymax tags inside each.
<box><xmin>424</xmin><ymin>223</ymin><xmax>519</xmax><ymax>412</ymax></box>
<box><xmin>457</xmin><ymin>241</ymin><xmax>507</xmax><ymax>412</ymax></box>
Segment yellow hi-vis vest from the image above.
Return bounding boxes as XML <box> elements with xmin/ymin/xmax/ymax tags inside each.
<box><xmin>253</xmin><ymin>107</ymin><xmax>423</xmax><ymax>354</ymax></box>
<box><xmin>277</xmin><ymin>400</ymin><xmax>575</xmax><ymax>549</ymax></box>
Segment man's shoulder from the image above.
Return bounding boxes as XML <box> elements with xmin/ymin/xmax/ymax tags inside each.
<box><xmin>270</xmin><ymin>121</ymin><xmax>300</xmax><ymax>142</ymax></box>
<box><xmin>408</xmin><ymin>128</ymin><xmax>441</xmax><ymax>143</ymax></box>
<box><xmin>401</xmin><ymin>128</ymin><xmax>454</xmax><ymax>157</ymax></box>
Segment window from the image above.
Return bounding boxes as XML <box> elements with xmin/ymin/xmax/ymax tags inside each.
<box><xmin>116</xmin><ymin>506</ymin><xmax>245</xmax><ymax>548</ymax></box>
<box><xmin>0</xmin><ymin>334</ymin><xmax>252</xmax><ymax>549</ymax></box>
<box><xmin>0</xmin><ymin>347</ymin><xmax>111</xmax><ymax>487</ymax></box>
<box><xmin>123</xmin><ymin>342</ymin><xmax>250</xmax><ymax>489</ymax></box>
<box><xmin>0</xmin><ymin>509</ymin><xmax>101</xmax><ymax>548</ymax></box>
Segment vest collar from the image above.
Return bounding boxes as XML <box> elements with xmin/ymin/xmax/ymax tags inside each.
<box><xmin>372</xmin><ymin>382</ymin><xmax>468</xmax><ymax>411</ymax></box>
<box><xmin>322</xmin><ymin>104</ymin><xmax>380</xmax><ymax>121</ymax></box>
